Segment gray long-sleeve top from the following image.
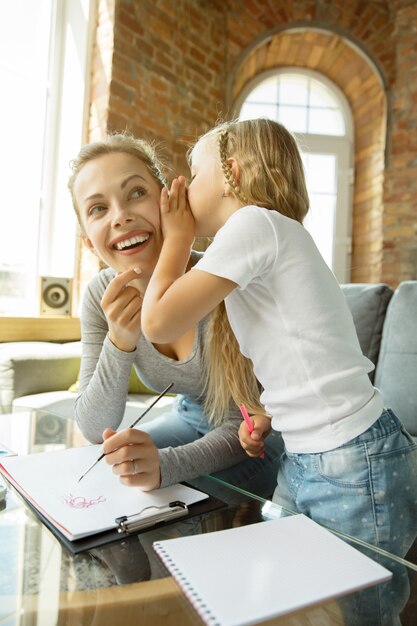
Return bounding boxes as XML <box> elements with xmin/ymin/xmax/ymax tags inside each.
<box><xmin>74</xmin><ymin>262</ymin><xmax>247</xmax><ymax>488</ymax></box>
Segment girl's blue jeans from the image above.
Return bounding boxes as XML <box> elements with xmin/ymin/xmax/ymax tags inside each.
<box><xmin>139</xmin><ymin>394</ymin><xmax>284</xmax><ymax>499</ymax></box>
<box><xmin>272</xmin><ymin>408</ymin><xmax>417</xmax><ymax>625</ymax></box>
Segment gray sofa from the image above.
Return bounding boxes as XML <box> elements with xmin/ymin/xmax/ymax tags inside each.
<box><xmin>0</xmin><ymin>341</ymin><xmax>169</xmax><ymax>425</ymax></box>
<box><xmin>343</xmin><ymin>281</ymin><xmax>417</xmax><ymax>440</ymax></box>
<box><xmin>1</xmin><ymin>281</ymin><xmax>416</xmax><ymax>440</ymax></box>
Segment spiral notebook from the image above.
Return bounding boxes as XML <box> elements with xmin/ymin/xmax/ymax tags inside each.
<box><xmin>153</xmin><ymin>514</ymin><xmax>392</xmax><ymax>626</ymax></box>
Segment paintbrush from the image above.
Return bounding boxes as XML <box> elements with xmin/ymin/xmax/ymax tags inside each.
<box><xmin>77</xmin><ymin>382</ymin><xmax>174</xmax><ymax>483</ymax></box>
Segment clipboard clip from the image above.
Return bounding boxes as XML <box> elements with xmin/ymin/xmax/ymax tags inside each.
<box><xmin>115</xmin><ymin>500</ymin><xmax>188</xmax><ymax>534</ymax></box>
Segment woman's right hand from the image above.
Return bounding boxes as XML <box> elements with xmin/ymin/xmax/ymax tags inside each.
<box><xmin>101</xmin><ymin>268</ymin><xmax>143</xmax><ymax>352</ymax></box>
<box><xmin>102</xmin><ymin>427</ymin><xmax>161</xmax><ymax>491</ymax></box>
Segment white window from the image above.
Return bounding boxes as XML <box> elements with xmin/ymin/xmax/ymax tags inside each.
<box><xmin>0</xmin><ymin>0</ymin><xmax>95</xmax><ymax>317</ymax></box>
<box><xmin>238</xmin><ymin>69</ymin><xmax>354</xmax><ymax>283</ymax></box>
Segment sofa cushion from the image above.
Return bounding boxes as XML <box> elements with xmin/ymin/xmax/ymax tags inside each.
<box><xmin>68</xmin><ymin>365</ymin><xmax>158</xmax><ymax>395</ymax></box>
<box><xmin>12</xmin><ymin>391</ymin><xmax>175</xmax><ymax>425</ymax></box>
<box><xmin>12</xmin><ymin>391</ymin><xmax>78</xmax><ymax>419</ymax></box>
<box><xmin>375</xmin><ymin>281</ymin><xmax>417</xmax><ymax>437</ymax></box>
<box><xmin>341</xmin><ymin>283</ymin><xmax>393</xmax><ymax>382</ymax></box>
<box><xmin>0</xmin><ymin>342</ymin><xmax>82</xmax><ymax>414</ymax></box>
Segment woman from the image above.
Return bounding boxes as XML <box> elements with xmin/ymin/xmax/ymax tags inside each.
<box><xmin>68</xmin><ymin>132</ymin><xmax>283</xmax><ymax>495</ymax></box>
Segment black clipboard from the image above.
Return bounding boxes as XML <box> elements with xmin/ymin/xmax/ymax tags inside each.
<box><xmin>11</xmin><ymin>483</ymin><xmax>227</xmax><ymax>554</ymax></box>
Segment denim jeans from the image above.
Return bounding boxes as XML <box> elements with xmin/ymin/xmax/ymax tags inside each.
<box><xmin>139</xmin><ymin>395</ymin><xmax>284</xmax><ymax>499</ymax></box>
<box><xmin>272</xmin><ymin>408</ymin><xmax>417</xmax><ymax>625</ymax></box>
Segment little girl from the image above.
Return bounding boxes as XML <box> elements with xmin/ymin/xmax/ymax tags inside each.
<box><xmin>141</xmin><ymin>118</ymin><xmax>417</xmax><ymax>625</ymax></box>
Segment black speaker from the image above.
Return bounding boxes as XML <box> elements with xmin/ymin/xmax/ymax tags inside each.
<box><xmin>39</xmin><ymin>276</ymin><xmax>72</xmax><ymax>316</ymax></box>
<box><xmin>33</xmin><ymin>412</ymin><xmax>67</xmax><ymax>446</ymax></box>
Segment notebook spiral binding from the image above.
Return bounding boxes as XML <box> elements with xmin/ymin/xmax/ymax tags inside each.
<box><xmin>153</xmin><ymin>542</ymin><xmax>221</xmax><ymax>626</ymax></box>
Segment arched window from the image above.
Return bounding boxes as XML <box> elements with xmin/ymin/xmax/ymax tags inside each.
<box><xmin>237</xmin><ymin>69</ymin><xmax>354</xmax><ymax>283</ymax></box>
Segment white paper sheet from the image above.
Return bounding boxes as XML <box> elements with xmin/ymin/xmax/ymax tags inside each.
<box><xmin>0</xmin><ymin>445</ymin><xmax>208</xmax><ymax>540</ymax></box>
<box><xmin>154</xmin><ymin>514</ymin><xmax>392</xmax><ymax>626</ymax></box>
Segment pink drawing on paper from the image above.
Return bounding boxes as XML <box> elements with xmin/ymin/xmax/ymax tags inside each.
<box><xmin>63</xmin><ymin>494</ymin><xmax>106</xmax><ymax>509</ymax></box>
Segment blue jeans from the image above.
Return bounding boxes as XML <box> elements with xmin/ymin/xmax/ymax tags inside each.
<box><xmin>272</xmin><ymin>408</ymin><xmax>417</xmax><ymax>625</ymax></box>
<box><xmin>139</xmin><ymin>395</ymin><xmax>284</xmax><ymax>499</ymax></box>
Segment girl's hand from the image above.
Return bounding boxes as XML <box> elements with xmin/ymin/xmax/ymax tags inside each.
<box><xmin>102</xmin><ymin>427</ymin><xmax>161</xmax><ymax>491</ymax></box>
<box><xmin>160</xmin><ymin>177</ymin><xmax>195</xmax><ymax>247</ymax></box>
<box><xmin>101</xmin><ymin>268</ymin><xmax>142</xmax><ymax>352</ymax></box>
<box><xmin>238</xmin><ymin>414</ymin><xmax>272</xmax><ymax>458</ymax></box>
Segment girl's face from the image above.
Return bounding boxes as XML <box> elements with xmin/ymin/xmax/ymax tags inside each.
<box><xmin>188</xmin><ymin>139</ymin><xmax>231</xmax><ymax>237</ymax></box>
<box><xmin>73</xmin><ymin>152</ymin><xmax>164</xmax><ymax>277</ymax></box>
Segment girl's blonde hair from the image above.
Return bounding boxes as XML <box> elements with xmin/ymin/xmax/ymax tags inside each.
<box><xmin>68</xmin><ymin>132</ymin><xmax>167</xmax><ymax>231</ymax></box>
<box><xmin>194</xmin><ymin>118</ymin><xmax>310</xmax><ymax>423</ymax></box>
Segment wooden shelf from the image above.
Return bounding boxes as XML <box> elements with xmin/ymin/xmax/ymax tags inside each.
<box><xmin>0</xmin><ymin>317</ymin><xmax>81</xmax><ymax>342</ymax></box>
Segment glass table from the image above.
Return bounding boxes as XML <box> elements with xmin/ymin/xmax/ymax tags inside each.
<box><xmin>0</xmin><ymin>408</ymin><xmax>416</xmax><ymax>625</ymax></box>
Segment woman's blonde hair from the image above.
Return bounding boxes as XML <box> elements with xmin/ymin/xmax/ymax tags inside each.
<box><xmin>194</xmin><ymin>118</ymin><xmax>310</xmax><ymax>423</ymax></box>
<box><xmin>68</xmin><ymin>132</ymin><xmax>167</xmax><ymax>231</ymax></box>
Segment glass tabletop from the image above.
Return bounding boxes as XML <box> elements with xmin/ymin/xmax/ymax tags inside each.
<box><xmin>0</xmin><ymin>407</ymin><xmax>416</xmax><ymax>626</ymax></box>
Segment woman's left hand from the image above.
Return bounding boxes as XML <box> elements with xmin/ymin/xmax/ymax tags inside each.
<box><xmin>160</xmin><ymin>176</ymin><xmax>195</xmax><ymax>246</ymax></box>
<box><xmin>102</xmin><ymin>427</ymin><xmax>161</xmax><ymax>491</ymax></box>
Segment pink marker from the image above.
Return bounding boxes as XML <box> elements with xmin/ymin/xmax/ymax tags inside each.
<box><xmin>239</xmin><ymin>404</ymin><xmax>265</xmax><ymax>459</ymax></box>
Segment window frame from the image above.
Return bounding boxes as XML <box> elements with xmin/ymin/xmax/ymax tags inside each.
<box><xmin>300</xmin><ymin>133</ymin><xmax>354</xmax><ymax>282</ymax></box>
<box><xmin>0</xmin><ymin>0</ymin><xmax>96</xmax><ymax>339</ymax></box>
<box><xmin>235</xmin><ymin>67</ymin><xmax>353</xmax><ymax>137</ymax></box>
<box><xmin>38</xmin><ymin>0</ymin><xmax>96</xmax><ymax>288</ymax></box>
<box><xmin>235</xmin><ymin>68</ymin><xmax>354</xmax><ymax>283</ymax></box>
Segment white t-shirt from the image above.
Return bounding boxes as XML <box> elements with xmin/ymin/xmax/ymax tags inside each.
<box><xmin>193</xmin><ymin>205</ymin><xmax>383</xmax><ymax>453</ymax></box>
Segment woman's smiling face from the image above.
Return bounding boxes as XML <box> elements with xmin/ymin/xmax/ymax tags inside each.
<box><xmin>73</xmin><ymin>152</ymin><xmax>164</xmax><ymax>276</ymax></box>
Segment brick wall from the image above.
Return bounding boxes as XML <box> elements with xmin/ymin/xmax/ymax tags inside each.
<box><xmin>89</xmin><ymin>0</ymin><xmax>228</xmax><ymax>175</ymax></box>
<box><xmin>86</xmin><ymin>0</ymin><xmax>417</xmax><ymax>287</ymax></box>
<box><xmin>382</xmin><ymin>2</ymin><xmax>417</xmax><ymax>285</ymax></box>
<box><xmin>231</xmin><ymin>29</ymin><xmax>387</xmax><ymax>284</ymax></box>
